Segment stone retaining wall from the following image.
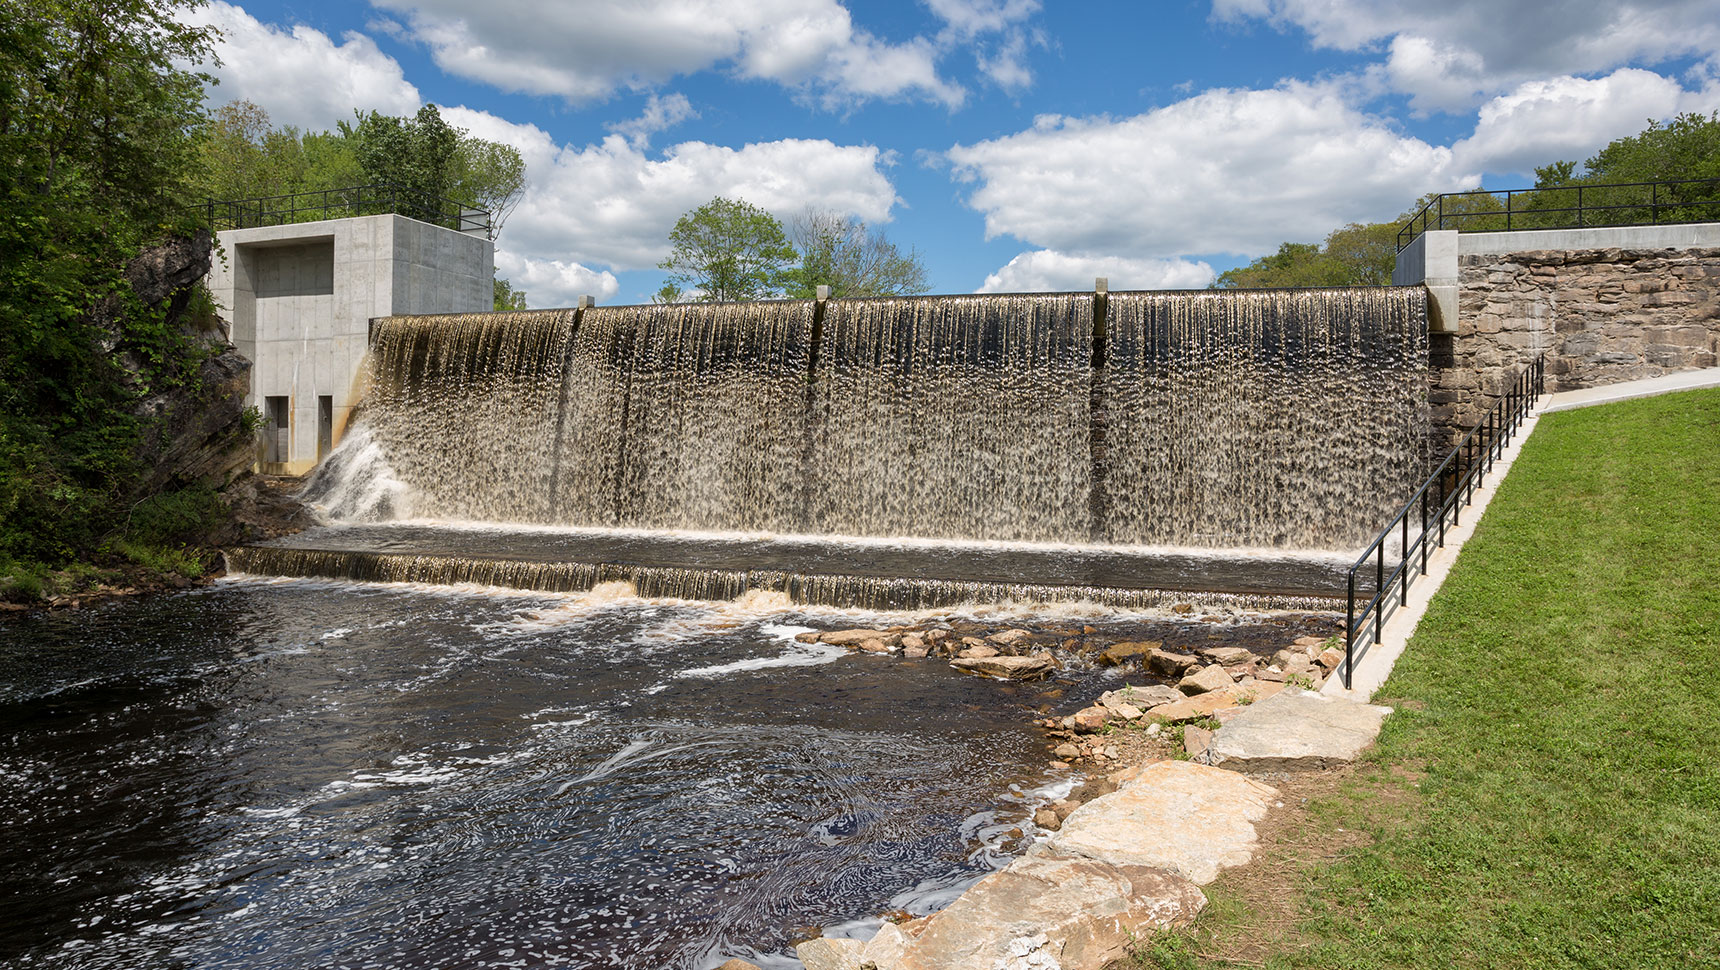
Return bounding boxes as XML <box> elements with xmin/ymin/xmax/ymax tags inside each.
<box><xmin>1431</xmin><ymin>246</ymin><xmax>1720</xmax><ymax>447</ymax></box>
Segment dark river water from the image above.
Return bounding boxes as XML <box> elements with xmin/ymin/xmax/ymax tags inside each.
<box><xmin>0</xmin><ymin>579</ymin><xmax>1110</xmax><ymax>969</ymax></box>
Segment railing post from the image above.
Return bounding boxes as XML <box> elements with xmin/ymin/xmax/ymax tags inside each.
<box><xmin>1577</xmin><ymin>185</ymin><xmax>1584</xmax><ymax>228</ymax></box>
<box><xmin>1401</xmin><ymin>513</ymin><xmax>1409</xmax><ymax>606</ymax></box>
<box><xmin>1420</xmin><ymin>487</ymin><xmax>1429</xmax><ymax>573</ymax></box>
<box><xmin>1345</xmin><ymin>574</ymin><xmax>1356</xmax><ymax>690</ymax></box>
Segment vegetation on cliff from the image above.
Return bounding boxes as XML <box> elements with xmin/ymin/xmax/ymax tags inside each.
<box><xmin>0</xmin><ymin>0</ymin><xmax>245</xmax><ymax>602</ymax></box>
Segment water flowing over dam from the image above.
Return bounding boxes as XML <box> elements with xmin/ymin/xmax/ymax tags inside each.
<box><xmin>287</xmin><ymin>287</ymin><xmax>1426</xmax><ymax>602</ymax></box>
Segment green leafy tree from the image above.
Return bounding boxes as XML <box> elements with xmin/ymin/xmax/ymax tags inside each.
<box><xmin>199</xmin><ymin>100</ymin><xmax>528</xmax><ymax>235</ymax></box>
<box><xmin>1530</xmin><ymin>112</ymin><xmax>1720</xmax><ymax>226</ymax></box>
<box><xmin>493</xmin><ymin>275</ymin><xmax>528</xmax><ymax>311</ymax></box>
<box><xmin>0</xmin><ymin>0</ymin><xmax>220</xmax><ymax>575</ymax></box>
<box><xmin>783</xmin><ymin>209</ymin><xmax>930</xmax><ymax>299</ymax></box>
<box><xmin>658</xmin><ymin>198</ymin><xmax>798</xmax><ymax>302</ymax></box>
<box><xmin>343</xmin><ymin>104</ymin><xmax>461</xmax><ymax>204</ymax></box>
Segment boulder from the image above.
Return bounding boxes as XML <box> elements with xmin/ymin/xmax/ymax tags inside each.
<box><xmin>1097</xmin><ymin>640</ymin><xmax>1160</xmax><ymax>666</ymax></box>
<box><xmin>1182</xmin><ymin>725</ymin><xmax>1213</xmax><ymax>760</ymax></box>
<box><xmin>959</xmin><ymin>643</ymin><xmax>999</xmax><ymax>659</ymax></box>
<box><xmin>1148</xmin><ymin>682</ymin><xmax>1284</xmax><ymax>722</ymax></box>
<box><xmin>1292</xmin><ymin>635</ymin><xmax>1327</xmax><ymax>648</ymax></box>
<box><xmin>901</xmin><ymin>633</ymin><xmax>926</xmax><ymax>650</ymax></box>
<box><xmin>1148</xmin><ymin>649</ymin><xmax>1200</xmax><ymax>676</ymax></box>
<box><xmin>861</xmin><ymin>923</ymin><xmax>914</xmax><ymax>966</ymax></box>
<box><xmin>903</xmin><ymin>646</ymin><xmax>929</xmax><ymax>659</ymax></box>
<box><xmin>1110</xmin><ymin>703</ymin><xmax>1144</xmax><ymax>721</ymax></box>
<box><xmin>1177</xmin><ymin>664</ymin><xmax>1235</xmax><ymax>696</ymax></box>
<box><xmin>858</xmin><ymin>638</ymin><xmax>893</xmax><ymax>654</ymax></box>
<box><xmin>716</xmin><ymin>961</ymin><xmax>763</xmax><ymax>970</ymax></box>
<box><xmin>1071</xmin><ymin>706</ymin><xmax>1109</xmax><ymax>732</ymax></box>
<box><xmin>795</xmin><ymin>937</ymin><xmax>865</xmax><ymax>970</ymax></box>
<box><xmin>1206</xmin><ymin>689</ymin><xmax>1392</xmax><ymax>773</ymax></box>
<box><xmin>1197</xmin><ymin>646</ymin><xmax>1256</xmax><ymax>668</ymax></box>
<box><xmin>1318</xmin><ymin>646</ymin><xmax>1346</xmax><ymax>670</ymax></box>
<box><xmin>821</xmin><ymin>629</ymin><xmax>899</xmax><ymax>647</ymax></box>
<box><xmin>950</xmin><ymin>655</ymin><xmax>1054</xmax><ymax>680</ymax></box>
<box><xmin>1053</xmin><ymin>742</ymin><xmax>1081</xmax><ymax>760</ymax></box>
<box><xmin>1045</xmin><ymin>760</ymin><xmax>1278</xmax><ymax>885</ymax></box>
<box><xmin>1035</xmin><ymin>807</ymin><xmax>1062</xmax><ymax>831</ymax></box>
<box><xmin>892</xmin><ymin>852</ymin><xmax>1205</xmax><ymax>970</ymax></box>
<box><xmin>989</xmin><ymin>628</ymin><xmax>1034</xmax><ymax>647</ymax></box>
<box><xmin>1103</xmin><ymin>685</ymin><xmax>1183</xmax><ymax>711</ymax></box>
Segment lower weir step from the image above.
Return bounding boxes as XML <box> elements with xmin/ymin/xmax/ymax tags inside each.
<box><xmin>226</xmin><ymin>527</ymin><xmax>1362</xmax><ymax>611</ymax></box>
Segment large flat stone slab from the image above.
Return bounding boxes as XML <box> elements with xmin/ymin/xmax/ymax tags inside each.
<box><xmin>893</xmin><ymin>852</ymin><xmax>1204</xmax><ymax>970</ymax></box>
<box><xmin>949</xmin><ymin>655</ymin><xmax>1054</xmax><ymax>680</ymax></box>
<box><xmin>1206</xmin><ymin>688</ymin><xmax>1392</xmax><ymax>772</ymax></box>
<box><xmin>1040</xmin><ymin>760</ymin><xmax>1277</xmax><ymax>885</ymax></box>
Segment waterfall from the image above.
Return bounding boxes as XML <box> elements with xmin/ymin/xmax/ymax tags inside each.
<box><xmin>303</xmin><ymin>287</ymin><xmax>1427</xmax><ymax>555</ymax></box>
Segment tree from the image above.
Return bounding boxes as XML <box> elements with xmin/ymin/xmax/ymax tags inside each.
<box><xmin>783</xmin><ymin>209</ymin><xmax>930</xmax><ymax>298</ymax></box>
<box><xmin>658</xmin><ymin>197</ymin><xmax>798</xmax><ymax>302</ymax></box>
<box><xmin>1541</xmin><ymin>111</ymin><xmax>1720</xmax><ymax>185</ymax></box>
<box><xmin>494</xmin><ymin>275</ymin><xmax>528</xmax><ymax>311</ymax></box>
<box><xmin>0</xmin><ymin>0</ymin><xmax>222</xmax><ymax>574</ymax></box>
<box><xmin>198</xmin><ymin>100</ymin><xmax>528</xmax><ymax>235</ymax></box>
<box><xmin>1211</xmin><ymin>220</ymin><xmax>1400</xmax><ymax>289</ymax></box>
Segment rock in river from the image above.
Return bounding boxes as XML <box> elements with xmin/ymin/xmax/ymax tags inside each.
<box><xmin>950</xmin><ymin>655</ymin><xmax>1054</xmax><ymax>680</ymax></box>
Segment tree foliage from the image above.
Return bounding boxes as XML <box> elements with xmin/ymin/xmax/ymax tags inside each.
<box><xmin>1221</xmin><ymin>113</ymin><xmax>1720</xmax><ymax>290</ymax></box>
<box><xmin>494</xmin><ymin>276</ymin><xmax>528</xmax><ymax>311</ymax></box>
<box><xmin>783</xmin><ymin>209</ymin><xmax>930</xmax><ymax>299</ymax></box>
<box><xmin>658</xmin><ymin>197</ymin><xmax>799</xmax><ymax>302</ymax></box>
<box><xmin>1548</xmin><ymin>111</ymin><xmax>1720</xmax><ymax>185</ymax></box>
<box><xmin>197</xmin><ymin>100</ymin><xmax>529</xmax><ymax>234</ymax></box>
<box><xmin>1213</xmin><ymin>221</ymin><xmax>1400</xmax><ymax>288</ymax></box>
<box><xmin>0</xmin><ymin>0</ymin><xmax>221</xmax><ymax>576</ymax></box>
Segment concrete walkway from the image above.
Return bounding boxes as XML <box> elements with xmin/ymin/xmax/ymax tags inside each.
<box><xmin>1540</xmin><ymin>366</ymin><xmax>1720</xmax><ymax>413</ymax></box>
<box><xmin>1325</xmin><ymin>366</ymin><xmax>1720</xmax><ymax>700</ymax></box>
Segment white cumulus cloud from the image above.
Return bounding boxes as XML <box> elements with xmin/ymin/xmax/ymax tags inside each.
<box><xmin>946</xmin><ymin>82</ymin><xmax>1471</xmax><ymax>260</ymax></box>
<box><xmin>1453</xmin><ymin>68</ymin><xmax>1713</xmax><ymax>176</ymax></box>
<box><xmin>441</xmin><ymin>107</ymin><xmax>901</xmax><ymax>273</ymax></box>
<box><xmin>186</xmin><ymin>1</ymin><xmax>420</xmax><ymax>129</ymax></box>
<box><xmin>494</xmin><ymin>251</ymin><xmax>621</xmax><ymax>308</ymax></box>
<box><xmin>372</xmin><ymin>0</ymin><xmax>966</xmax><ymax>108</ymax></box>
<box><xmin>977</xmin><ymin>251</ymin><xmax>1215</xmax><ymax>293</ymax></box>
<box><xmin>1212</xmin><ymin>0</ymin><xmax>1720</xmax><ymax>112</ymax></box>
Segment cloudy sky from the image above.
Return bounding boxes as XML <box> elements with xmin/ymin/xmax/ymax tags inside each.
<box><xmin>186</xmin><ymin>0</ymin><xmax>1720</xmax><ymax>306</ymax></box>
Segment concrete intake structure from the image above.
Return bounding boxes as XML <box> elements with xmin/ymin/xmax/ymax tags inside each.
<box><xmin>205</xmin><ymin>214</ymin><xmax>494</xmax><ymax>475</ymax></box>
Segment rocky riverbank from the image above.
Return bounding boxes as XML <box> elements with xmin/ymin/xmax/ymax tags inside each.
<box><xmin>711</xmin><ymin>608</ymin><xmax>1369</xmax><ymax>970</ymax></box>
<box><xmin>1</xmin><ymin>474</ymin><xmax>314</xmax><ymax>614</ymax></box>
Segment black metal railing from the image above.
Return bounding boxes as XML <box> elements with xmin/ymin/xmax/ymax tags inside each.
<box><xmin>1342</xmin><ymin>356</ymin><xmax>1546</xmax><ymax>688</ymax></box>
<box><xmin>189</xmin><ymin>183</ymin><xmax>492</xmax><ymax>238</ymax></box>
<box><xmin>1397</xmin><ymin>177</ymin><xmax>1720</xmax><ymax>251</ymax></box>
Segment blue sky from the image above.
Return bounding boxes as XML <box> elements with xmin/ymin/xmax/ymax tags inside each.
<box><xmin>186</xmin><ymin>0</ymin><xmax>1720</xmax><ymax>306</ymax></box>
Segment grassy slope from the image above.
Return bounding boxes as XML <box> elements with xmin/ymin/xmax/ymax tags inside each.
<box><xmin>1151</xmin><ymin>387</ymin><xmax>1720</xmax><ymax>969</ymax></box>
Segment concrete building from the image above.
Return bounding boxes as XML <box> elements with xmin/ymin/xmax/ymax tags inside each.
<box><xmin>207</xmin><ymin>214</ymin><xmax>493</xmax><ymax>475</ymax></box>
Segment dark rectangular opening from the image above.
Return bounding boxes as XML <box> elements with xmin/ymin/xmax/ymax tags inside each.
<box><xmin>317</xmin><ymin>395</ymin><xmax>333</xmax><ymax>460</ymax></box>
<box><xmin>265</xmin><ymin>395</ymin><xmax>289</xmax><ymax>464</ymax></box>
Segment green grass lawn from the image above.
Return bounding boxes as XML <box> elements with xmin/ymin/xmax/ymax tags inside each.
<box><xmin>1145</xmin><ymin>387</ymin><xmax>1720</xmax><ymax>969</ymax></box>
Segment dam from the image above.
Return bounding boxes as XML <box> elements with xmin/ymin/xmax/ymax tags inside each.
<box><xmin>237</xmin><ymin>285</ymin><xmax>1431</xmax><ymax>605</ymax></box>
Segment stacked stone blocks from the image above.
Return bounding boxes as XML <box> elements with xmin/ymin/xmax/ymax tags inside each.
<box><xmin>1431</xmin><ymin>246</ymin><xmax>1720</xmax><ymax>446</ymax></box>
